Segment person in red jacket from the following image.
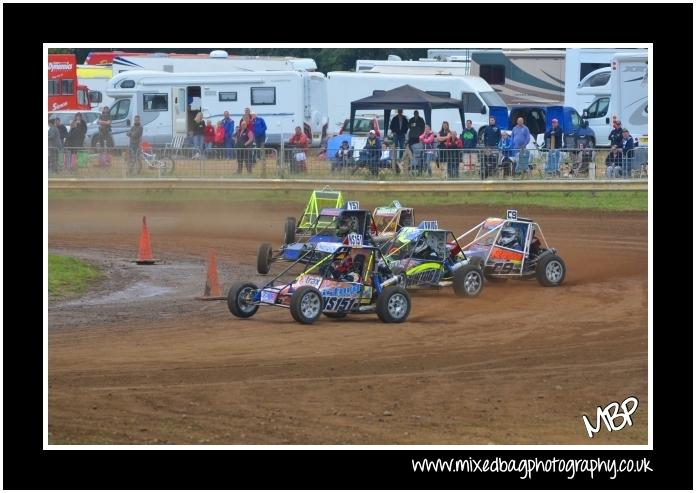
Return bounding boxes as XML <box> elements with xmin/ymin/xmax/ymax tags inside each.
<box><xmin>443</xmin><ymin>130</ymin><xmax>463</xmax><ymax>178</ymax></box>
<box><xmin>204</xmin><ymin>119</ymin><xmax>215</xmax><ymax>157</ymax></box>
<box><xmin>288</xmin><ymin>126</ymin><xmax>309</xmax><ymax>173</ymax></box>
<box><xmin>213</xmin><ymin>121</ymin><xmax>226</xmax><ymax>159</ymax></box>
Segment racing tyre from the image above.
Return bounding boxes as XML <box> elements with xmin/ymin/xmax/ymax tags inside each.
<box><xmin>376</xmin><ymin>286</ymin><xmax>411</xmax><ymax>323</ymax></box>
<box><xmin>290</xmin><ymin>286</ymin><xmax>323</xmax><ymax>324</ymax></box>
<box><xmin>324</xmin><ymin>312</ymin><xmax>347</xmax><ymax>319</ymax></box>
<box><xmin>452</xmin><ymin>264</ymin><xmax>484</xmax><ymax>297</ymax></box>
<box><xmin>257</xmin><ymin>243</ymin><xmax>273</xmax><ymax>274</ymax></box>
<box><xmin>283</xmin><ymin>217</ymin><xmax>296</xmax><ymax>244</ymax></box>
<box><xmin>536</xmin><ymin>254</ymin><xmax>566</xmax><ymax>287</ymax></box>
<box><xmin>227</xmin><ymin>282</ymin><xmax>259</xmax><ymax>318</ymax></box>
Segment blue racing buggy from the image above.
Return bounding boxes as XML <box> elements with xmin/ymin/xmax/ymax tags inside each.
<box><xmin>257</xmin><ymin>201</ymin><xmax>379</xmax><ymax>274</ymax></box>
<box><xmin>231</xmin><ymin>238</ymin><xmax>411</xmax><ymax>324</ymax></box>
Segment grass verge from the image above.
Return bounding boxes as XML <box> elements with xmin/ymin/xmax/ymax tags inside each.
<box><xmin>48</xmin><ymin>254</ymin><xmax>102</xmax><ymax>297</ymax></box>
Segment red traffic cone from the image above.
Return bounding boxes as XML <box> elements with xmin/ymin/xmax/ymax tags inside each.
<box><xmin>196</xmin><ymin>249</ymin><xmax>226</xmax><ymax>301</ymax></box>
<box><xmin>135</xmin><ymin>216</ymin><xmax>160</xmax><ymax>265</ymax></box>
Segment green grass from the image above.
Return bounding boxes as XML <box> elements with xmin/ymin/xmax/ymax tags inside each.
<box><xmin>48</xmin><ymin>254</ymin><xmax>102</xmax><ymax>297</ymax></box>
<box><xmin>49</xmin><ymin>189</ymin><xmax>647</xmax><ymax>212</ymax></box>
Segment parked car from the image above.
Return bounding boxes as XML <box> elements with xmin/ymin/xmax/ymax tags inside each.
<box><xmin>48</xmin><ymin>110</ymin><xmax>100</xmax><ymax>131</ymax></box>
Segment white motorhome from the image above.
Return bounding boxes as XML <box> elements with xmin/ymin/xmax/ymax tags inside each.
<box><xmin>112</xmin><ymin>50</ymin><xmax>317</xmax><ymax>76</ymax></box>
<box><xmin>564</xmin><ymin>48</ymin><xmax>646</xmax><ymax>111</ymax></box>
<box><xmin>86</xmin><ymin>70</ymin><xmax>328</xmax><ymax>148</ymax></box>
<box><xmin>582</xmin><ymin>53</ymin><xmax>648</xmax><ymax>146</ymax></box>
<box><xmin>326</xmin><ymin>71</ymin><xmax>508</xmax><ymax>139</ymax></box>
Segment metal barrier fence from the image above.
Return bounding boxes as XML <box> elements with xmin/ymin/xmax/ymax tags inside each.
<box><xmin>47</xmin><ymin>144</ymin><xmax>648</xmax><ymax>180</ymax></box>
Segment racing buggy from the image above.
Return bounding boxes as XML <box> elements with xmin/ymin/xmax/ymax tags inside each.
<box><xmin>380</xmin><ymin>221</ymin><xmax>484</xmax><ymax>297</ymax></box>
<box><xmin>282</xmin><ymin>187</ymin><xmax>346</xmax><ymax>245</ymax></box>
<box><xmin>229</xmin><ymin>239</ymin><xmax>411</xmax><ymax>324</ymax></box>
<box><xmin>257</xmin><ymin>201</ymin><xmax>379</xmax><ymax>275</ymax></box>
<box><xmin>372</xmin><ymin>200</ymin><xmax>416</xmax><ymax>243</ymax></box>
<box><xmin>456</xmin><ymin>210</ymin><xmax>566</xmax><ymax>286</ymax></box>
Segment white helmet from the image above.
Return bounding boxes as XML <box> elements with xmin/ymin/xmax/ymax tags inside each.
<box><xmin>499</xmin><ymin>227</ymin><xmax>519</xmax><ymax>247</ymax></box>
<box><xmin>414</xmin><ymin>233</ymin><xmax>440</xmax><ymax>254</ymax></box>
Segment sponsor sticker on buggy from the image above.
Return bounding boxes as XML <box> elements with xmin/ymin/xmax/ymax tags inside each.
<box><xmin>297</xmin><ymin>275</ymin><xmax>322</xmax><ymax>288</ymax></box>
<box><xmin>320</xmin><ymin>283</ymin><xmax>361</xmax><ymax>297</ymax></box>
<box><xmin>418</xmin><ymin>220</ymin><xmax>438</xmax><ymax>230</ymax></box>
<box><xmin>315</xmin><ymin>241</ymin><xmax>343</xmax><ymax>253</ymax></box>
<box><xmin>506</xmin><ymin>209</ymin><xmax>518</xmax><ymax>220</ymax></box>
<box><xmin>260</xmin><ymin>289</ymin><xmax>278</xmax><ymax>304</ymax></box>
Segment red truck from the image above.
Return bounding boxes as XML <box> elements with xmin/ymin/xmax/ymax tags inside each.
<box><xmin>48</xmin><ymin>54</ymin><xmax>91</xmax><ymax>111</ymax></box>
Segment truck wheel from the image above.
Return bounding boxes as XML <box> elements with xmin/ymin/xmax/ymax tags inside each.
<box><xmin>452</xmin><ymin>264</ymin><xmax>483</xmax><ymax>297</ymax></box>
<box><xmin>283</xmin><ymin>217</ymin><xmax>296</xmax><ymax>244</ymax></box>
<box><xmin>536</xmin><ymin>254</ymin><xmax>566</xmax><ymax>287</ymax></box>
<box><xmin>227</xmin><ymin>282</ymin><xmax>259</xmax><ymax>318</ymax></box>
<box><xmin>376</xmin><ymin>286</ymin><xmax>411</xmax><ymax>323</ymax></box>
<box><xmin>257</xmin><ymin>243</ymin><xmax>273</xmax><ymax>274</ymax></box>
<box><xmin>290</xmin><ymin>286</ymin><xmax>323</xmax><ymax>324</ymax></box>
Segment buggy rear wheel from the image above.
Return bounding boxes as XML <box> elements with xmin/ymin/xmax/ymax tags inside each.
<box><xmin>536</xmin><ymin>254</ymin><xmax>566</xmax><ymax>287</ymax></box>
<box><xmin>452</xmin><ymin>264</ymin><xmax>483</xmax><ymax>297</ymax></box>
<box><xmin>283</xmin><ymin>217</ymin><xmax>296</xmax><ymax>244</ymax></box>
<box><xmin>227</xmin><ymin>282</ymin><xmax>259</xmax><ymax>318</ymax></box>
<box><xmin>257</xmin><ymin>243</ymin><xmax>273</xmax><ymax>274</ymax></box>
<box><xmin>376</xmin><ymin>286</ymin><xmax>411</xmax><ymax>323</ymax></box>
<box><xmin>290</xmin><ymin>286</ymin><xmax>323</xmax><ymax>324</ymax></box>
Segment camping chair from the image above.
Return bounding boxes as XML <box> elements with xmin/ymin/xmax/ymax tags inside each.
<box><xmin>164</xmin><ymin>135</ymin><xmax>186</xmax><ymax>158</ymax></box>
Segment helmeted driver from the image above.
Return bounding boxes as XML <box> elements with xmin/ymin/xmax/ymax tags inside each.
<box><xmin>499</xmin><ymin>226</ymin><xmax>522</xmax><ymax>250</ymax></box>
<box><xmin>330</xmin><ymin>254</ymin><xmax>361</xmax><ymax>282</ymax></box>
<box><xmin>413</xmin><ymin>233</ymin><xmax>441</xmax><ymax>259</ymax></box>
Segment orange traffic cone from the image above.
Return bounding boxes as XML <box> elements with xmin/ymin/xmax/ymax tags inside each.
<box><xmin>196</xmin><ymin>249</ymin><xmax>227</xmax><ymax>300</ymax></box>
<box><xmin>135</xmin><ymin>216</ymin><xmax>160</xmax><ymax>265</ymax></box>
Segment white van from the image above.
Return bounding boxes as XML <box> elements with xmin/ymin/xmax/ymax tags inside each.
<box><xmin>86</xmin><ymin>70</ymin><xmax>328</xmax><ymax>148</ymax></box>
<box><xmin>582</xmin><ymin>53</ymin><xmax>648</xmax><ymax>146</ymax></box>
<box><xmin>326</xmin><ymin>71</ymin><xmax>508</xmax><ymax>140</ymax></box>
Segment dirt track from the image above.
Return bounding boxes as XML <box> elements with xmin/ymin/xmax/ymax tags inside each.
<box><xmin>48</xmin><ymin>199</ymin><xmax>648</xmax><ymax>444</ymax></box>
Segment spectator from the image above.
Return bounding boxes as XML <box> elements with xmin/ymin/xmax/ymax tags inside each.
<box><xmin>214</xmin><ymin>121</ymin><xmax>226</xmax><ymax>159</ymax></box>
<box><xmin>241</xmin><ymin>107</ymin><xmax>252</xmax><ymax>129</ymax></box>
<box><xmin>360</xmin><ymin>129</ymin><xmax>382</xmax><ymax>176</ymax></box>
<box><xmin>191</xmin><ymin>112</ymin><xmax>206</xmax><ymax>158</ymax></box>
<box><xmin>436</xmin><ymin>121</ymin><xmax>451</xmax><ymax>168</ymax></box>
<box><xmin>569</xmin><ymin>142</ymin><xmax>593</xmax><ymax>176</ymax></box>
<box><xmin>55</xmin><ymin>118</ymin><xmax>68</xmax><ymax>147</ymax></box>
<box><xmin>407</xmin><ymin>110</ymin><xmax>426</xmax><ymax>149</ymax></box>
<box><xmin>288</xmin><ymin>126</ymin><xmax>309</xmax><ymax>173</ymax></box>
<box><xmin>333</xmin><ymin>140</ymin><xmax>353</xmax><ymax>173</ymax></box>
<box><xmin>251</xmin><ymin>111</ymin><xmax>267</xmax><ymax>161</ymax></box>
<box><xmin>443</xmin><ymin>130</ymin><xmax>463</xmax><ymax>178</ymax></box>
<box><xmin>497</xmin><ymin>131</ymin><xmax>513</xmax><ymax>177</ymax></box>
<box><xmin>510</xmin><ymin>116</ymin><xmax>531</xmax><ymax>173</ymax></box>
<box><xmin>389</xmin><ymin>108</ymin><xmax>409</xmax><ymax>160</ymax></box>
<box><xmin>461</xmin><ymin>119</ymin><xmax>477</xmax><ymax>149</ymax></box>
<box><xmin>483</xmin><ymin>116</ymin><xmax>502</xmax><ymax>148</ymax></box>
<box><xmin>96</xmin><ymin>106</ymin><xmax>114</xmax><ymax>149</ymax></box>
<box><xmin>379</xmin><ymin>142</ymin><xmax>392</xmax><ymax>168</ymax></box>
<box><xmin>620</xmin><ymin>128</ymin><xmax>635</xmax><ymax>176</ymax></box>
<box><xmin>576</xmin><ymin>119</ymin><xmax>595</xmax><ymax>142</ymax></box>
<box><xmin>460</xmin><ymin>119</ymin><xmax>478</xmax><ymax>172</ymax></box>
<box><xmin>126</xmin><ymin>115</ymin><xmax>143</xmax><ymax>173</ymax></box>
<box><xmin>65</xmin><ymin>113</ymin><xmax>87</xmax><ymax>169</ymax></box>
<box><xmin>48</xmin><ymin>118</ymin><xmax>63</xmax><ymax>173</ymax></box>
<box><xmin>221</xmin><ymin>111</ymin><xmax>235</xmax><ymax>160</ymax></box>
<box><xmin>418</xmin><ymin>124</ymin><xmax>436</xmax><ymax>176</ymax></box>
<box><xmin>235</xmin><ymin>120</ymin><xmax>255</xmax><ymax>173</ymax></box>
<box><xmin>605</xmin><ymin>145</ymin><xmax>622</xmax><ymax>178</ymax></box>
<box><xmin>608</xmin><ymin>118</ymin><xmax>623</xmax><ymax>148</ymax></box>
<box><xmin>204</xmin><ymin>119</ymin><xmax>215</xmax><ymax>157</ymax></box>
<box><xmin>544</xmin><ymin>117</ymin><xmax>563</xmax><ymax>174</ymax></box>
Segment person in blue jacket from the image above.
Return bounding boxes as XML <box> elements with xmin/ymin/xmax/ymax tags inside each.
<box><xmin>251</xmin><ymin>110</ymin><xmax>267</xmax><ymax>161</ymax></box>
<box><xmin>620</xmin><ymin>128</ymin><xmax>635</xmax><ymax>176</ymax></box>
<box><xmin>221</xmin><ymin>111</ymin><xmax>235</xmax><ymax>160</ymax></box>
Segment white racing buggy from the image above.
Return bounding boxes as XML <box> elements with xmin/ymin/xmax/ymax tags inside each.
<box><xmin>457</xmin><ymin>209</ymin><xmax>566</xmax><ymax>286</ymax></box>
